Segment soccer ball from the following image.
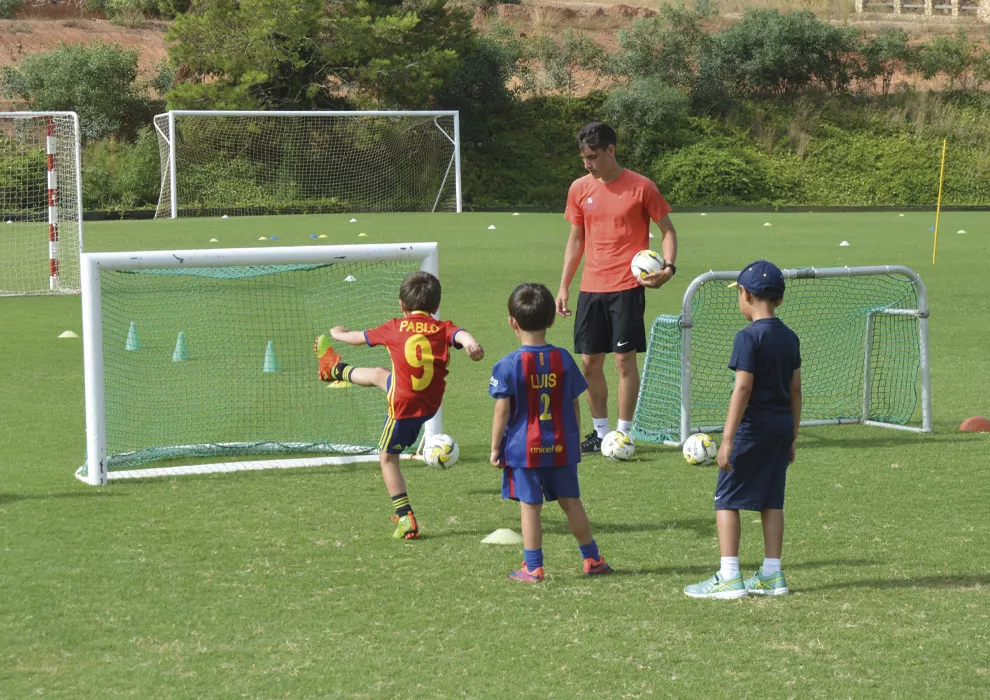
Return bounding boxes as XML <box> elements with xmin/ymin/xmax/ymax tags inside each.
<box><xmin>600</xmin><ymin>431</ymin><xmax>635</xmax><ymax>461</ymax></box>
<box><xmin>630</xmin><ymin>249</ymin><xmax>665</xmax><ymax>281</ymax></box>
<box><xmin>422</xmin><ymin>433</ymin><xmax>459</xmax><ymax>468</ymax></box>
<box><xmin>682</xmin><ymin>433</ymin><xmax>718</xmax><ymax>466</ymax></box>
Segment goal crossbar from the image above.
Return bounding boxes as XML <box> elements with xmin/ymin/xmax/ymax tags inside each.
<box><xmin>633</xmin><ymin>265</ymin><xmax>932</xmax><ymax>446</ymax></box>
<box><xmin>80</xmin><ymin>242</ymin><xmax>440</xmax><ymax>485</ymax></box>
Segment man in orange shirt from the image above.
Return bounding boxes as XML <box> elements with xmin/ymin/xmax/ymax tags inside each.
<box><xmin>556</xmin><ymin>122</ymin><xmax>679</xmax><ymax>453</ymax></box>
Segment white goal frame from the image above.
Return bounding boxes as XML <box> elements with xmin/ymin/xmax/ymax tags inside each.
<box><xmin>153</xmin><ymin>110</ymin><xmax>462</xmax><ymax>218</ymax></box>
<box><xmin>641</xmin><ymin>265</ymin><xmax>933</xmax><ymax>447</ymax></box>
<box><xmin>79</xmin><ymin>242</ymin><xmax>441</xmax><ymax>485</ymax></box>
<box><xmin>0</xmin><ymin>111</ymin><xmax>83</xmax><ymax>295</ymax></box>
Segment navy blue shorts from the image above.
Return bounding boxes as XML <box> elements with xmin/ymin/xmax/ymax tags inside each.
<box><xmin>714</xmin><ymin>428</ymin><xmax>792</xmax><ymax>511</ymax></box>
<box><xmin>502</xmin><ymin>464</ymin><xmax>580</xmax><ymax>504</ymax></box>
<box><xmin>379</xmin><ymin>414</ymin><xmax>432</xmax><ymax>454</ymax></box>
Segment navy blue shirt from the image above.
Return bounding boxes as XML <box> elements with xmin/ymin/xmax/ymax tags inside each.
<box><xmin>728</xmin><ymin>317</ymin><xmax>801</xmax><ymax>434</ymax></box>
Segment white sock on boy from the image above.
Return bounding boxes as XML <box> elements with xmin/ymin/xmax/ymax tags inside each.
<box><xmin>762</xmin><ymin>557</ymin><xmax>782</xmax><ymax>575</ymax></box>
<box><xmin>593</xmin><ymin>418</ymin><xmax>609</xmax><ymax>439</ymax></box>
<box><xmin>719</xmin><ymin>556</ymin><xmax>740</xmax><ymax>580</ymax></box>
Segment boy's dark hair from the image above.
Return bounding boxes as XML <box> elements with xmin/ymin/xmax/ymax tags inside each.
<box><xmin>399</xmin><ymin>271</ymin><xmax>441</xmax><ymax>313</ymax></box>
<box><xmin>577</xmin><ymin>122</ymin><xmax>617</xmax><ymax>151</ymax></box>
<box><xmin>508</xmin><ymin>283</ymin><xmax>556</xmax><ymax>332</ymax></box>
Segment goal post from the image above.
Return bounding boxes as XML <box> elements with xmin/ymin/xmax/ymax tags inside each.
<box><xmin>0</xmin><ymin>111</ymin><xmax>83</xmax><ymax>295</ymax></box>
<box><xmin>79</xmin><ymin>242</ymin><xmax>442</xmax><ymax>486</ymax></box>
<box><xmin>153</xmin><ymin>110</ymin><xmax>462</xmax><ymax>219</ymax></box>
<box><xmin>633</xmin><ymin>265</ymin><xmax>932</xmax><ymax>446</ymax></box>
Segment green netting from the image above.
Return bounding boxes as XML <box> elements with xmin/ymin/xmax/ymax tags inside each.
<box><xmin>91</xmin><ymin>259</ymin><xmax>420</xmax><ymax>471</ymax></box>
<box><xmin>634</xmin><ymin>273</ymin><xmax>923</xmax><ymax>444</ymax></box>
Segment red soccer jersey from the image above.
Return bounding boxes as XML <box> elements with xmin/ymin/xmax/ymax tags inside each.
<box><xmin>364</xmin><ymin>311</ymin><xmax>463</xmax><ymax>419</ymax></box>
<box><xmin>564</xmin><ymin>169</ymin><xmax>672</xmax><ymax>293</ymax></box>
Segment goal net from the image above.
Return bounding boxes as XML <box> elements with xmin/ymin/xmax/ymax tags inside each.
<box><xmin>153</xmin><ymin>110</ymin><xmax>461</xmax><ymax>219</ymax></box>
<box><xmin>78</xmin><ymin>243</ymin><xmax>441</xmax><ymax>485</ymax></box>
<box><xmin>0</xmin><ymin>112</ymin><xmax>82</xmax><ymax>295</ymax></box>
<box><xmin>633</xmin><ymin>265</ymin><xmax>932</xmax><ymax>446</ymax></box>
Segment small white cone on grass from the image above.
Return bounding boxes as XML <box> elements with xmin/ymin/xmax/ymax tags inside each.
<box><xmin>5</xmin><ymin>220</ymin><xmax>11</xmax><ymax>224</ymax></box>
<box><xmin>349</xmin><ymin>218</ymin><xmax>358</xmax><ymax>223</ymax></box>
<box><xmin>344</xmin><ymin>275</ymin><xmax>357</xmax><ymax>282</ymax></box>
<box><xmin>649</xmin><ymin>232</ymin><xmax>655</xmax><ymax>238</ymax></box>
<box><xmin>512</xmin><ymin>212</ymin><xmax>520</xmax><ymax>216</ymax></box>
<box><xmin>358</xmin><ymin>232</ymin><xmax>368</xmax><ymax>237</ymax></box>
<box><xmin>899</xmin><ymin>213</ymin><xmax>905</xmax><ymax>217</ymax></box>
<box><xmin>58</xmin><ymin>330</ymin><xmax>79</xmax><ymax>339</ymax></box>
<box><xmin>764</xmin><ymin>222</ymin><xmax>772</xmax><ymax>227</ymax></box>
<box><xmin>318</xmin><ymin>234</ymin><xmax>328</xmax><ymax>238</ymax></box>
<box><xmin>209</xmin><ymin>238</ymin><xmax>219</xmax><ymax>243</ymax></box>
<box><xmin>488</xmin><ymin>225</ymin><xmax>497</xmax><ymax>230</ymax></box>
<box><xmin>258</xmin><ymin>237</ymin><xmax>267</xmax><ymax>241</ymax></box>
<box><xmin>481</xmin><ymin>528</ymin><xmax>524</xmax><ymax>545</ymax></box>
<box><xmin>221</xmin><ymin>215</ymin><xmax>229</xmax><ymax>219</ymax></box>
<box><xmin>839</xmin><ymin>240</ymin><xmax>851</xmax><ymax>247</ymax></box>
<box><xmin>700</xmin><ymin>212</ymin><xmax>707</xmax><ymax>216</ymax></box>
<box><xmin>957</xmin><ymin>229</ymin><xmax>967</xmax><ymax>234</ymax></box>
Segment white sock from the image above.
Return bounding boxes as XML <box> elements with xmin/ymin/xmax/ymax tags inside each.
<box><xmin>762</xmin><ymin>557</ymin><xmax>781</xmax><ymax>575</ymax></box>
<box><xmin>616</xmin><ymin>419</ymin><xmax>632</xmax><ymax>436</ymax></box>
<box><xmin>719</xmin><ymin>556</ymin><xmax>740</xmax><ymax>580</ymax></box>
<box><xmin>593</xmin><ymin>418</ymin><xmax>610</xmax><ymax>438</ymax></box>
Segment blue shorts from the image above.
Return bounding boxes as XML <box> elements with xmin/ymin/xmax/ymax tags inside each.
<box><xmin>379</xmin><ymin>414</ymin><xmax>432</xmax><ymax>454</ymax></box>
<box><xmin>715</xmin><ymin>427</ymin><xmax>792</xmax><ymax>511</ymax></box>
<box><xmin>502</xmin><ymin>464</ymin><xmax>580</xmax><ymax>504</ymax></box>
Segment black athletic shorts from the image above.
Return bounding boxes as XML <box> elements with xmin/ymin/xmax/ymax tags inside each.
<box><xmin>573</xmin><ymin>286</ymin><xmax>647</xmax><ymax>355</ymax></box>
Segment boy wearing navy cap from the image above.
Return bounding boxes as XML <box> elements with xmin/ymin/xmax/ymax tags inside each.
<box><xmin>685</xmin><ymin>260</ymin><xmax>802</xmax><ymax>598</ymax></box>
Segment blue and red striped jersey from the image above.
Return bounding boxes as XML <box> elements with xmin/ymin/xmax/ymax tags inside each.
<box><xmin>489</xmin><ymin>344</ymin><xmax>588</xmax><ymax>468</ymax></box>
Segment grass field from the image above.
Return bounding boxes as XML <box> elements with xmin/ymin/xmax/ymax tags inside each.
<box><xmin>2</xmin><ymin>211</ymin><xmax>989</xmax><ymax>698</ymax></box>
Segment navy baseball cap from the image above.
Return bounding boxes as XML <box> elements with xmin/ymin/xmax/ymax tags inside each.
<box><xmin>732</xmin><ymin>260</ymin><xmax>785</xmax><ymax>299</ymax></box>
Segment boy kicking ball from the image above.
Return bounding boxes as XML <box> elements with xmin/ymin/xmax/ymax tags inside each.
<box><xmin>315</xmin><ymin>271</ymin><xmax>484</xmax><ymax>540</ymax></box>
<box><xmin>489</xmin><ymin>283</ymin><xmax>612</xmax><ymax>582</ymax></box>
<box><xmin>685</xmin><ymin>261</ymin><xmax>802</xmax><ymax>599</ymax></box>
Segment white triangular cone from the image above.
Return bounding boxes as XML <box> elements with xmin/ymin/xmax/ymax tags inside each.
<box><xmin>349</xmin><ymin>218</ymin><xmax>358</xmax><ymax>223</ymax></box>
<box><xmin>345</xmin><ymin>275</ymin><xmax>357</xmax><ymax>282</ymax></box>
<box><xmin>899</xmin><ymin>213</ymin><xmax>905</xmax><ymax>217</ymax></box>
<box><xmin>221</xmin><ymin>214</ymin><xmax>228</xmax><ymax>219</ymax></box>
<box><xmin>481</xmin><ymin>528</ymin><xmax>524</xmax><ymax>545</ymax></box>
<box><xmin>700</xmin><ymin>212</ymin><xmax>707</xmax><ymax>216</ymax></box>
<box><xmin>209</xmin><ymin>238</ymin><xmax>219</xmax><ymax>242</ymax></box>
<box><xmin>957</xmin><ymin>230</ymin><xmax>967</xmax><ymax>234</ymax></box>
<box><xmin>58</xmin><ymin>330</ymin><xmax>79</xmax><ymax>339</ymax></box>
<box><xmin>839</xmin><ymin>240</ymin><xmax>851</xmax><ymax>247</ymax></box>
<box><xmin>764</xmin><ymin>222</ymin><xmax>772</xmax><ymax>227</ymax></box>
<box><xmin>488</xmin><ymin>225</ymin><xmax>497</xmax><ymax>230</ymax></box>
<box><xmin>512</xmin><ymin>212</ymin><xmax>520</xmax><ymax>216</ymax></box>
<box><xmin>649</xmin><ymin>232</ymin><xmax>655</xmax><ymax>238</ymax></box>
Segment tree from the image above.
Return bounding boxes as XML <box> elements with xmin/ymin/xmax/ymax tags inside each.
<box><xmin>909</xmin><ymin>30</ymin><xmax>978</xmax><ymax>91</ymax></box>
<box><xmin>609</xmin><ymin>3</ymin><xmax>708</xmax><ymax>89</ymax></box>
<box><xmin>0</xmin><ymin>42</ymin><xmax>151</xmax><ymax>139</ymax></box>
<box><xmin>857</xmin><ymin>29</ymin><xmax>913</xmax><ymax>96</ymax></box>
<box><xmin>165</xmin><ymin>0</ymin><xmax>475</xmax><ymax>110</ymax></box>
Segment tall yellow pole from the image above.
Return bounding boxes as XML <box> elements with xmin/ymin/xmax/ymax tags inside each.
<box><xmin>933</xmin><ymin>138</ymin><xmax>947</xmax><ymax>265</ymax></box>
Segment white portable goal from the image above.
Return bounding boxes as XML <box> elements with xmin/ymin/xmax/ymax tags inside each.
<box><xmin>0</xmin><ymin>111</ymin><xmax>83</xmax><ymax>295</ymax></box>
<box><xmin>78</xmin><ymin>242</ymin><xmax>442</xmax><ymax>485</ymax></box>
<box><xmin>633</xmin><ymin>265</ymin><xmax>932</xmax><ymax>446</ymax></box>
<box><xmin>153</xmin><ymin>110</ymin><xmax>462</xmax><ymax>218</ymax></box>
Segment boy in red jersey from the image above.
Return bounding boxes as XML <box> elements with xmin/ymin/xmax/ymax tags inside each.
<box><xmin>489</xmin><ymin>283</ymin><xmax>612</xmax><ymax>582</ymax></box>
<box><xmin>316</xmin><ymin>271</ymin><xmax>484</xmax><ymax>540</ymax></box>
<box><xmin>556</xmin><ymin>122</ymin><xmax>679</xmax><ymax>453</ymax></box>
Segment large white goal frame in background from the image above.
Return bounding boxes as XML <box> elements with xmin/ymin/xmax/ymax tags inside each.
<box><xmin>0</xmin><ymin>111</ymin><xmax>83</xmax><ymax>295</ymax></box>
<box><xmin>153</xmin><ymin>110</ymin><xmax>462</xmax><ymax>218</ymax></box>
<box><xmin>633</xmin><ymin>265</ymin><xmax>933</xmax><ymax>447</ymax></box>
<box><xmin>80</xmin><ymin>243</ymin><xmax>441</xmax><ymax>486</ymax></box>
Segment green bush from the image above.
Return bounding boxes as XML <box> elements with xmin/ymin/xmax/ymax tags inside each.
<box><xmin>652</xmin><ymin>142</ymin><xmax>796</xmax><ymax>206</ymax></box>
<box><xmin>82</xmin><ymin>127</ymin><xmax>161</xmax><ymax>212</ymax></box>
<box><xmin>0</xmin><ymin>0</ymin><xmax>23</xmax><ymax>19</ymax></box>
<box><xmin>0</xmin><ymin>42</ymin><xmax>151</xmax><ymax>140</ymax></box>
<box><xmin>603</xmin><ymin>77</ymin><xmax>690</xmax><ymax>169</ymax></box>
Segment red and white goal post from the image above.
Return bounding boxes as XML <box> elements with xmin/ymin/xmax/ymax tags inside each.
<box><xmin>0</xmin><ymin>111</ymin><xmax>83</xmax><ymax>295</ymax></box>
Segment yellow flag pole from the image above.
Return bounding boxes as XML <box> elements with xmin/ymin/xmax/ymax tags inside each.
<box><xmin>932</xmin><ymin>138</ymin><xmax>947</xmax><ymax>265</ymax></box>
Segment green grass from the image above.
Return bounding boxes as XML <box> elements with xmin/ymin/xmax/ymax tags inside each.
<box><xmin>2</xmin><ymin>211</ymin><xmax>989</xmax><ymax>698</ymax></box>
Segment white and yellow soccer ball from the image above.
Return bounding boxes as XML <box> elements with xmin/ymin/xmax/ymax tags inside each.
<box><xmin>423</xmin><ymin>433</ymin><xmax>459</xmax><ymax>468</ymax></box>
<box><xmin>630</xmin><ymin>249</ymin><xmax>665</xmax><ymax>281</ymax></box>
<box><xmin>682</xmin><ymin>433</ymin><xmax>718</xmax><ymax>466</ymax></box>
<box><xmin>600</xmin><ymin>431</ymin><xmax>635</xmax><ymax>461</ymax></box>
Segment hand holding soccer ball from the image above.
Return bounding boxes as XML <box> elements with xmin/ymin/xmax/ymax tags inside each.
<box><xmin>630</xmin><ymin>250</ymin><xmax>670</xmax><ymax>289</ymax></box>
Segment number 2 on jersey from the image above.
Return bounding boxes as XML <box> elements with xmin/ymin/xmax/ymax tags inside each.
<box><xmin>539</xmin><ymin>393</ymin><xmax>552</xmax><ymax>420</ymax></box>
<box><xmin>404</xmin><ymin>334</ymin><xmax>435</xmax><ymax>391</ymax></box>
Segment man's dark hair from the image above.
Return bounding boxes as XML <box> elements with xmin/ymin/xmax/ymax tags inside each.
<box><xmin>508</xmin><ymin>283</ymin><xmax>556</xmax><ymax>332</ymax></box>
<box><xmin>576</xmin><ymin>122</ymin><xmax>617</xmax><ymax>151</ymax></box>
<box><xmin>399</xmin><ymin>271</ymin><xmax>441</xmax><ymax>313</ymax></box>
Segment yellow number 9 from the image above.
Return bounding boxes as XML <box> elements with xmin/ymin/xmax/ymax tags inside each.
<box><xmin>404</xmin><ymin>334</ymin><xmax>435</xmax><ymax>391</ymax></box>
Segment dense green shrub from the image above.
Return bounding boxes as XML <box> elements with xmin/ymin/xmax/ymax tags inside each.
<box><xmin>0</xmin><ymin>0</ymin><xmax>23</xmax><ymax>19</ymax></box>
<box><xmin>609</xmin><ymin>4</ymin><xmax>707</xmax><ymax>89</ymax></box>
<box><xmin>82</xmin><ymin>127</ymin><xmax>161</xmax><ymax>212</ymax></box>
<box><xmin>603</xmin><ymin>78</ymin><xmax>690</xmax><ymax>170</ymax></box>
<box><xmin>0</xmin><ymin>42</ymin><xmax>151</xmax><ymax>140</ymax></box>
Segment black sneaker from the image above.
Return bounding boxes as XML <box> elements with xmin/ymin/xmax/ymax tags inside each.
<box><xmin>581</xmin><ymin>431</ymin><xmax>603</xmax><ymax>455</ymax></box>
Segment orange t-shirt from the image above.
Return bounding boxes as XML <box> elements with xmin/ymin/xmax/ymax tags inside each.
<box><xmin>564</xmin><ymin>169</ymin><xmax>672</xmax><ymax>293</ymax></box>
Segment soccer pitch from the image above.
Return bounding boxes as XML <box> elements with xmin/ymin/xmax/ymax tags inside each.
<box><xmin>2</xmin><ymin>211</ymin><xmax>988</xmax><ymax>697</ymax></box>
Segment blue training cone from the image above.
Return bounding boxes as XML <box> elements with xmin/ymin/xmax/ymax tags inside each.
<box><xmin>125</xmin><ymin>321</ymin><xmax>141</xmax><ymax>351</ymax></box>
<box><xmin>172</xmin><ymin>331</ymin><xmax>189</xmax><ymax>362</ymax></box>
<box><xmin>263</xmin><ymin>341</ymin><xmax>279</xmax><ymax>373</ymax></box>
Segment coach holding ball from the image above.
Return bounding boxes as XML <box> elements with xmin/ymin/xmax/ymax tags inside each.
<box><xmin>555</xmin><ymin>122</ymin><xmax>679</xmax><ymax>454</ymax></box>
